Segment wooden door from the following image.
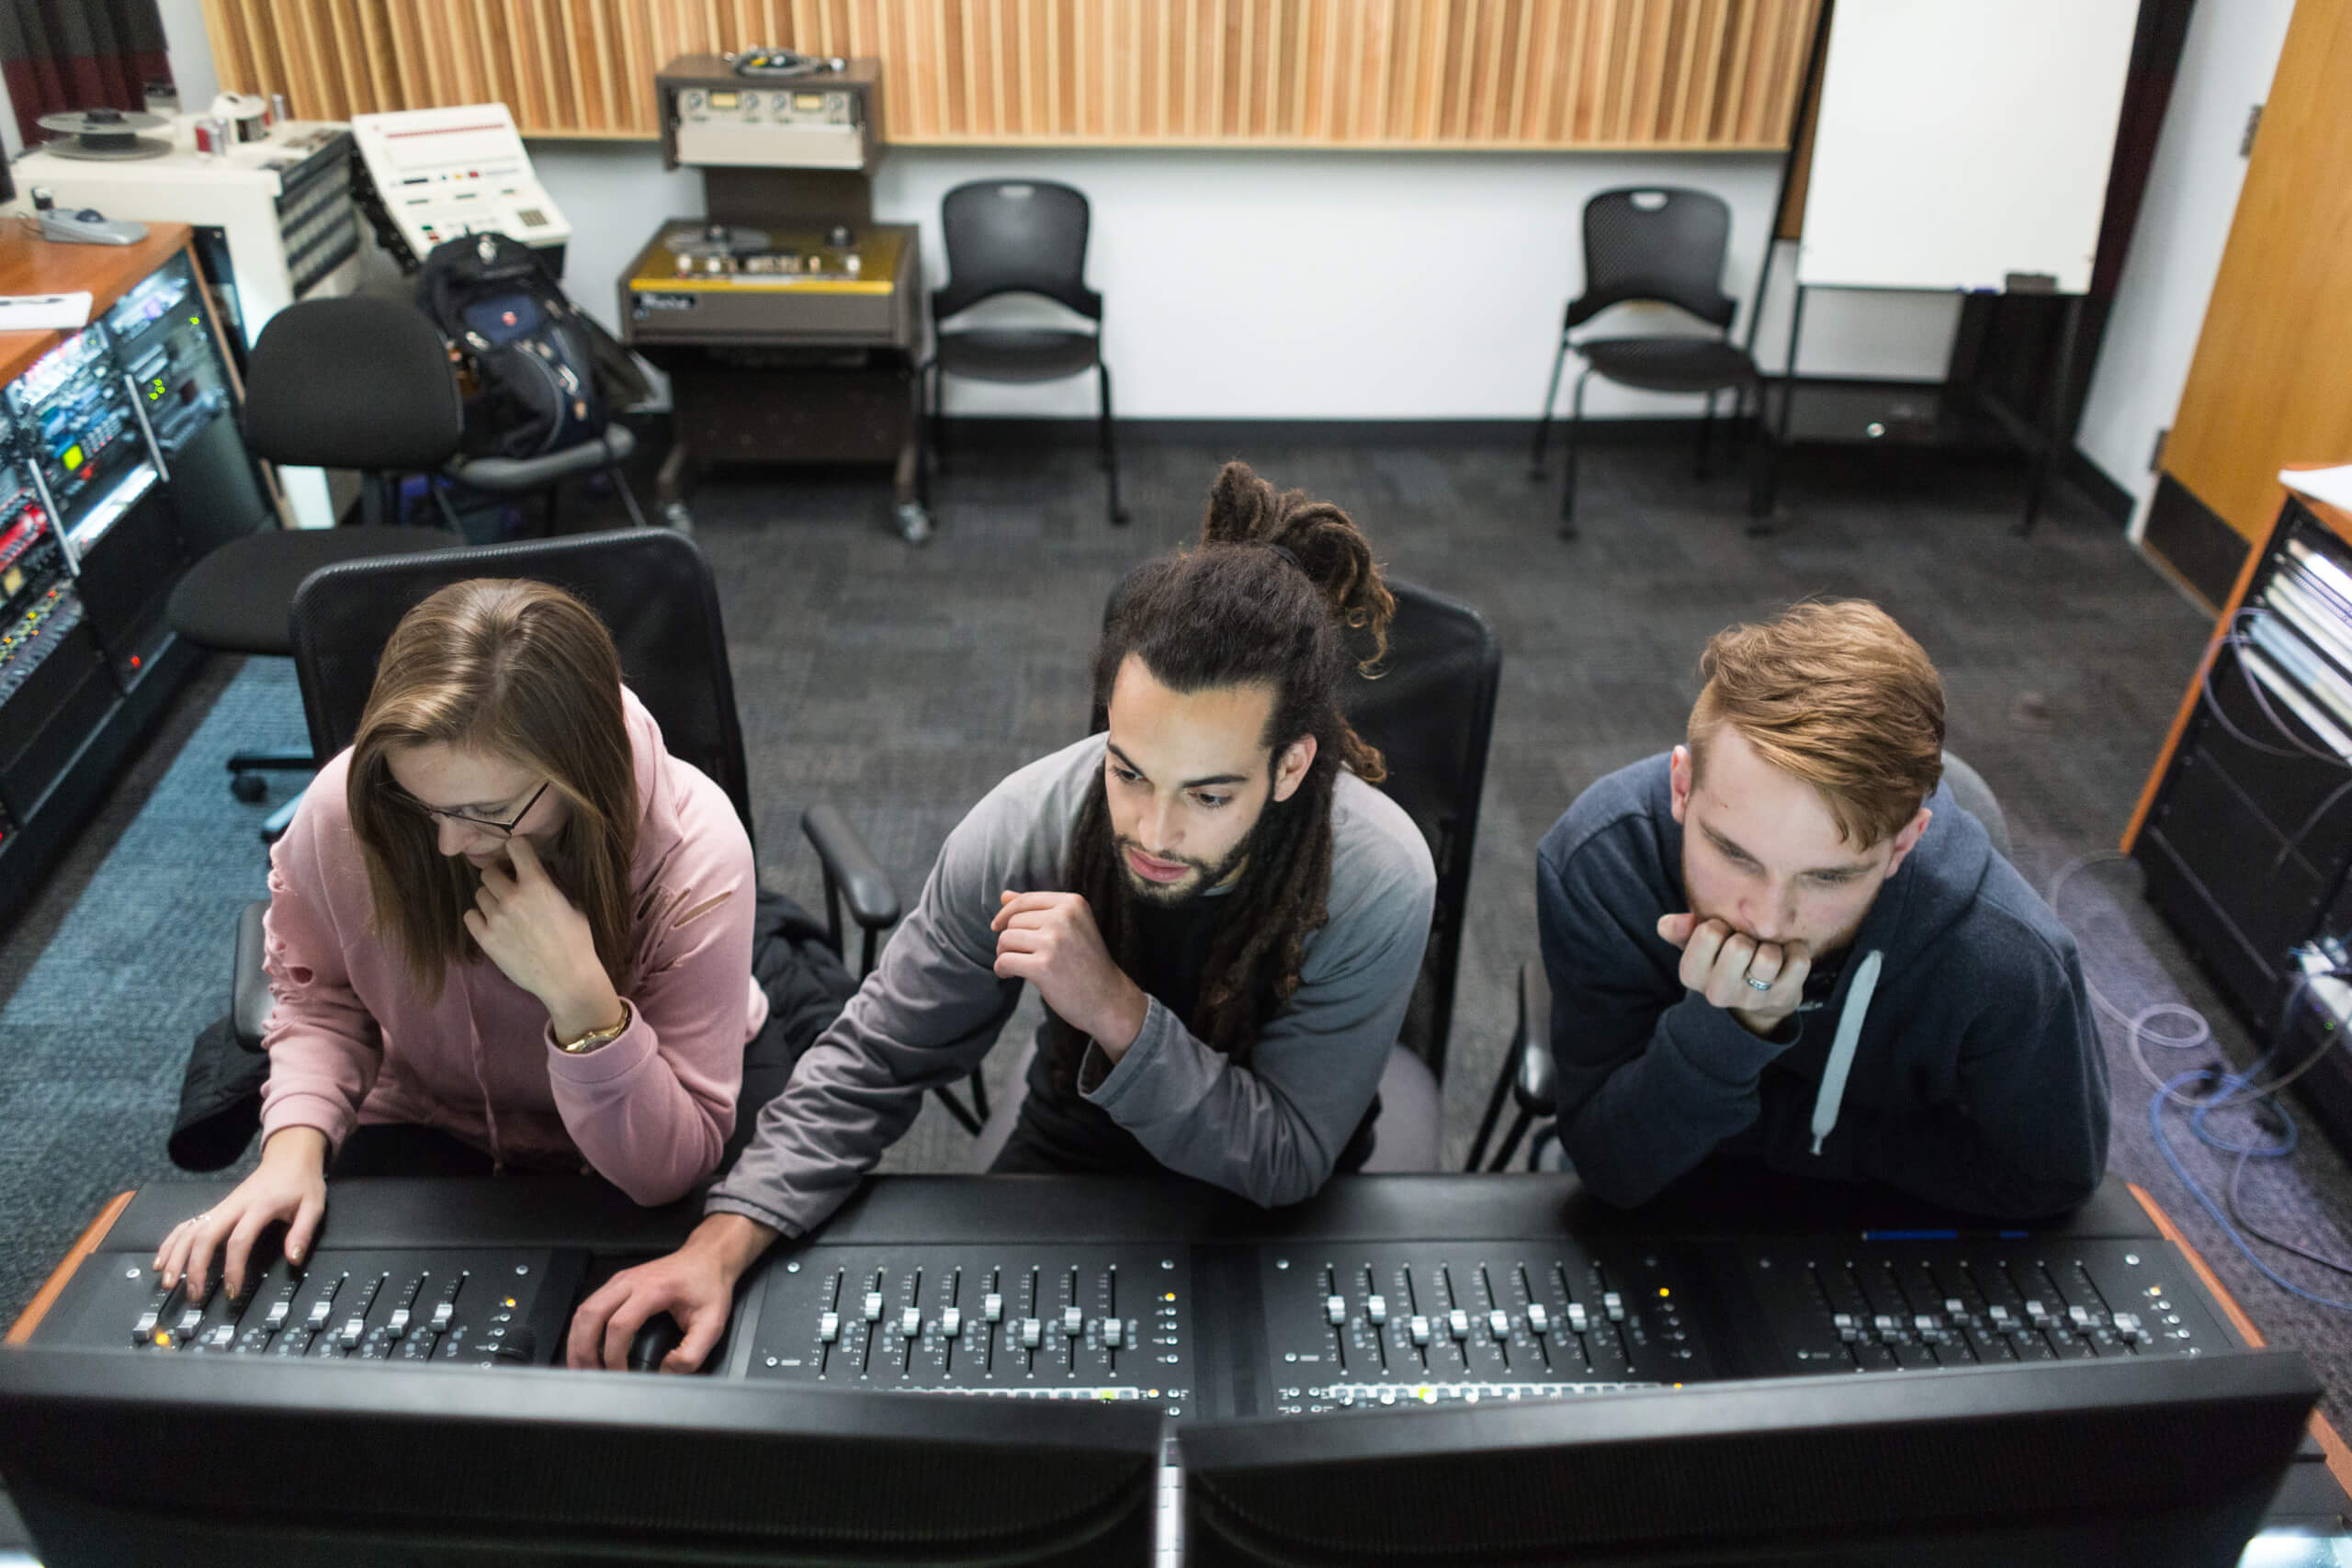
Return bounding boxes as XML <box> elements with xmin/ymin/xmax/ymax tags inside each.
<box><xmin>2154</xmin><ymin>0</ymin><xmax>2352</xmax><ymax>596</ymax></box>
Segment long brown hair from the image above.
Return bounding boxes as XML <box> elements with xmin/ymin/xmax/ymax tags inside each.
<box><xmin>345</xmin><ymin>580</ymin><xmax>639</xmax><ymax>998</ymax></box>
<box><xmin>1050</xmin><ymin>461</ymin><xmax>1394</xmax><ymax>1077</ymax></box>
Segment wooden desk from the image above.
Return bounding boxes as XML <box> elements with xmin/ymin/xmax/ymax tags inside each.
<box><xmin>0</xmin><ymin>222</ymin><xmax>199</xmax><ymax>385</ymax></box>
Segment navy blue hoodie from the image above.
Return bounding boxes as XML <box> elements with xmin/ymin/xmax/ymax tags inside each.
<box><xmin>1535</xmin><ymin>754</ymin><xmax>2109</xmax><ymax>1219</ymax></box>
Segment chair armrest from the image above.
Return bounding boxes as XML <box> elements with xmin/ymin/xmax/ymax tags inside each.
<box><xmin>801</xmin><ymin>804</ymin><xmax>900</xmax><ymax>974</ymax></box>
<box><xmin>1514</xmin><ymin>960</ymin><xmax>1556</xmax><ymax>1113</ymax></box>
<box><xmin>233</xmin><ymin>900</ymin><xmax>273</xmax><ymax>1052</ymax></box>
<box><xmin>446</xmin><ymin>424</ymin><xmax>636</xmax><ymax>493</ymax></box>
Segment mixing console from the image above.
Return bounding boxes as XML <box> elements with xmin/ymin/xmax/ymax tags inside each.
<box><xmin>4</xmin><ymin>1179</ymin><xmax>2259</xmax><ymax>1419</ymax></box>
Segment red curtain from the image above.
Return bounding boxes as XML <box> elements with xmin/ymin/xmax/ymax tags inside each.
<box><xmin>0</xmin><ymin>0</ymin><xmax>172</xmax><ymax>152</ymax></box>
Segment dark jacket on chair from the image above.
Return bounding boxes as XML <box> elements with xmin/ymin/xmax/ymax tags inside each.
<box><xmin>1536</xmin><ymin>754</ymin><xmax>2108</xmax><ymax>1220</ymax></box>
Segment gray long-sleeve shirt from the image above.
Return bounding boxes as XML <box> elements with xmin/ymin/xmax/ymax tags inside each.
<box><xmin>708</xmin><ymin>733</ymin><xmax>1436</xmax><ymax>1236</ymax></box>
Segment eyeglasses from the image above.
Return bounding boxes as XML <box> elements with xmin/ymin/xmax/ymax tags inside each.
<box><xmin>388</xmin><ymin>779</ymin><xmax>550</xmax><ymax>837</ymax></box>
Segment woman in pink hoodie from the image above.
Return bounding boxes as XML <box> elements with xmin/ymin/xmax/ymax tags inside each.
<box><xmin>154</xmin><ymin>578</ymin><xmax>771</xmax><ymax>1301</ymax></box>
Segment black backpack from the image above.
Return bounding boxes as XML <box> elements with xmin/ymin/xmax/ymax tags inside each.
<box><xmin>415</xmin><ymin>233</ymin><xmax>606</xmax><ymax>460</ymax></box>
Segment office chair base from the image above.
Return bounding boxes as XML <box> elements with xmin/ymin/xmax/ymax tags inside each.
<box><xmin>895</xmin><ymin>502</ymin><xmax>935</xmax><ymax>545</ymax></box>
<box><xmin>230</xmin><ymin>773</ymin><xmax>267</xmax><ymax>804</ymax></box>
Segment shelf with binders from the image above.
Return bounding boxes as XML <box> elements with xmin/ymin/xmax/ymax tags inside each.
<box><xmin>2134</xmin><ymin>498</ymin><xmax>2352</xmax><ymax>1069</ymax></box>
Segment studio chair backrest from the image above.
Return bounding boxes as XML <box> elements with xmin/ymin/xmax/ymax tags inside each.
<box><xmin>286</xmin><ymin>529</ymin><xmax>755</xmax><ymax>844</ymax></box>
<box><xmin>1091</xmin><ymin>576</ymin><xmax>1500</xmax><ymax>1083</ymax></box>
<box><xmin>1568</xmin><ymin>186</ymin><xmax>1738</xmax><ymax>332</ymax></box>
<box><xmin>1340</xmin><ymin>581</ymin><xmax>1501</xmax><ymax>1081</ymax></box>
<box><xmin>933</xmin><ymin>180</ymin><xmax>1100</xmax><ymax>322</ymax></box>
<box><xmin>242</xmin><ymin>296</ymin><xmax>465</xmax><ymax>471</ymax></box>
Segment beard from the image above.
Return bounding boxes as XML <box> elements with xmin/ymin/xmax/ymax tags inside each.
<box><xmin>1113</xmin><ymin>825</ymin><xmax>1258</xmax><ymax>908</ymax></box>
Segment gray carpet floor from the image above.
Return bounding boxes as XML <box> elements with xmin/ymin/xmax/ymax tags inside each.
<box><xmin>6</xmin><ymin>434</ymin><xmax>2352</xmax><ymax>1429</ymax></box>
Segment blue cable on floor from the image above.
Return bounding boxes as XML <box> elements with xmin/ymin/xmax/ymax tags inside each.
<box><xmin>2150</xmin><ymin>1064</ymin><xmax>2352</xmax><ymax>1314</ymax></box>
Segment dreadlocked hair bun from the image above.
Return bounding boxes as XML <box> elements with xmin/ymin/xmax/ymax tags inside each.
<box><xmin>1056</xmin><ymin>462</ymin><xmax>1398</xmax><ymax>1075</ymax></box>
<box><xmin>1199</xmin><ymin>460</ymin><xmax>1396</xmax><ymax>680</ymax></box>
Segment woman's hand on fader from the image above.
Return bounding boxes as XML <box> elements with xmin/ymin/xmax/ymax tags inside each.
<box><xmin>151</xmin><ymin>1127</ymin><xmax>330</xmax><ymax>1302</ymax></box>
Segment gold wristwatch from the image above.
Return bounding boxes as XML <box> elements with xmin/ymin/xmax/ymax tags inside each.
<box><xmin>557</xmin><ymin>1000</ymin><xmax>633</xmax><ymax>1055</ymax></box>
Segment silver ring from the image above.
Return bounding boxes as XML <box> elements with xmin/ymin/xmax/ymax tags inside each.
<box><xmin>1744</xmin><ymin>976</ymin><xmax>1773</xmax><ymax>993</ymax></box>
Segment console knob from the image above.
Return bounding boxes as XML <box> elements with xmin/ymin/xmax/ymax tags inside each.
<box><xmin>1447</xmin><ymin>1309</ymin><xmax>1469</xmax><ymax>1340</ymax></box>
<box><xmin>1488</xmin><ymin>1310</ymin><xmax>1510</xmax><ymax>1338</ymax></box>
<box><xmin>1062</xmin><ymin>1305</ymin><xmax>1083</xmax><ymax>1337</ymax></box>
<box><xmin>1408</xmin><ymin>1315</ymin><xmax>1430</xmax><ymax>1348</ymax></box>
<box><xmin>818</xmin><ymin>1311</ymin><xmax>840</xmax><ymax>1343</ymax></box>
<box><xmin>983</xmin><ymin>1292</ymin><xmax>1004</xmax><ymax>1324</ymax></box>
<box><xmin>862</xmin><ymin>1291</ymin><xmax>884</xmax><ymax>1322</ymax></box>
<box><xmin>1020</xmin><ymin>1317</ymin><xmax>1043</xmax><ymax>1349</ymax></box>
<box><xmin>900</xmin><ymin>1307</ymin><xmax>922</xmax><ymax>1338</ymax></box>
<box><xmin>941</xmin><ymin>1307</ymin><xmax>963</xmax><ymax>1337</ymax></box>
<box><xmin>1366</xmin><ymin>1294</ymin><xmax>1387</xmax><ymax>1326</ymax></box>
<box><xmin>1325</xmin><ymin>1294</ymin><xmax>1346</xmax><ymax>1326</ymax></box>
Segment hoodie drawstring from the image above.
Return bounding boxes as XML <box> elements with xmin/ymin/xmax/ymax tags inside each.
<box><xmin>1810</xmin><ymin>948</ymin><xmax>1883</xmax><ymax>1156</ymax></box>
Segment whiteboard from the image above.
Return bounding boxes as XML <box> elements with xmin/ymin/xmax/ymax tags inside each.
<box><xmin>1796</xmin><ymin>0</ymin><xmax>2139</xmax><ymax>294</ymax></box>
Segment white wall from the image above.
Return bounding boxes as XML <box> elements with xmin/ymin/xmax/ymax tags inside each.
<box><xmin>2075</xmin><ymin>0</ymin><xmax>2296</xmax><ymax>536</ymax></box>
<box><xmin>154</xmin><ymin>0</ymin><xmax>221</xmax><ymax>114</ymax></box>
<box><xmin>529</xmin><ymin>140</ymin><xmax>1961</xmax><ymax>421</ymax></box>
<box><xmin>135</xmin><ymin>0</ymin><xmax>1979</xmax><ymax>421</ymax></box>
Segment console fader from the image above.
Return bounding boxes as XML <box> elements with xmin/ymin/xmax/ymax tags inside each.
<box><xmin>37</xmin><ymin>1245</ymin><xmax>586</xmax><ymax>1371</ymax></box>
<box><xmin>743</xmin><ymin>1247</ymin><xmax>1193</xmax><ymax>1411</ymax></box>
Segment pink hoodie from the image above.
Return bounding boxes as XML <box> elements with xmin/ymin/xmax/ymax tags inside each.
<box><xmin>255</xmin><ymin>688</ymin><xmax>768</xmax><ymax>1205</ymax></box>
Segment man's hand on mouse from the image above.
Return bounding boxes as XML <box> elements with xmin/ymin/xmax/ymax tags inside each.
<box><xmin>1657</xmin><ymin>912</ymin><xmax>1810</xmax><ymax>1038</ymax></box>
<box><xmin>567</xmin><ymin>1213</ymin><xmax>774</xmax><ymax>1372</ymax></box>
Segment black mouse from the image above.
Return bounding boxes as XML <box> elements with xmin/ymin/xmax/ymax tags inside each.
<box><xmin>627</xmin><ymin>1313</ymin><xmax>686</xmax><ymax>1372</ymax></box>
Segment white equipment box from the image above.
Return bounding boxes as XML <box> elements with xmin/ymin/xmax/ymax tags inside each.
<box><xmin>348</xmin><ymin>104</ymin><xmax>571</xmax><ymax>266</ymax></box>
<box><xmin>10</xmin><ymin>116</ymin><xmax>368</xmax><ymax>529</ymax></box>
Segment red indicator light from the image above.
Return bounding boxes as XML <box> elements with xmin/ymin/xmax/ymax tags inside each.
<box><xmin>129</xmin><ymin>654</ymin><xmax>141</xmax><ymax>669</ymax></box>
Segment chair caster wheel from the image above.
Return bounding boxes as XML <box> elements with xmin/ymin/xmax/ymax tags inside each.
<box><xmin>662</xmin><ymin>502</ymin><xmax>695</xmax><ymax>535</ymax></box>
<box><xmin>895</xmin><ymin>502</ymin><xmax>934</xmax><ymax>545</ymax></box>
<box><xmin>231</xmin><ymin>773</ymin><xmax>267</xmax><ymax>804</ymax></box>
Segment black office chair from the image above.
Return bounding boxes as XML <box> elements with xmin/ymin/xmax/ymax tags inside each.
<box><xmin>952</xmin><ymin>578</ymin><xmax>1502</xmax><ymax>1170</ymax></box>
<box><xmin>1530</xmin><ymin>187</ymin><xmax>1770</xmax><ymax>538</ymax></box>
<box><xmin>921</xmin><ymin>180</ymin><xmax>1127</xmax><ymax>528</ymax></box>
<box><xmin>1465</xmin><ymin>750</ymin><xmax>2011</xmax><ymax>1173</ymax></box>
<box><xmin>165</xmin><ymin>296</ymin><xmax>466</xmax><ymax>839</ymax></box>
<box><xmin>227</xmin><ymin>528</ymin><xmax>900</xmax><ymax>1052</ymax></box>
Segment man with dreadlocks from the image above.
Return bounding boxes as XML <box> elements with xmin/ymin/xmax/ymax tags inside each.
<box><xmin>568</xmin><ymin>462</ymin><xmax>1437</xmax><ymax>1372</ymax></box>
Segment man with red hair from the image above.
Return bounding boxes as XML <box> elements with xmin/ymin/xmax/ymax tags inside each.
<box><xmin>1538</xmin><ymin>600</ymin><xmax>2107</xmax><ymax>1219</ymax></box>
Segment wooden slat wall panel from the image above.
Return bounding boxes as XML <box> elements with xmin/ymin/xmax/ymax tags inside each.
<box><xmin>211</xmin><ymin>0</ymin><xmax>1816</xmax><ymax>148</ymax></box>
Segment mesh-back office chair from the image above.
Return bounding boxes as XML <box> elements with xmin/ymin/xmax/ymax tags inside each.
<box><xmin>1530</xmin><ymin>187</ymin><xmax>1770</xmax><ymax>539</ymax></box>
<box><xmin>165</xmin><ymin>297</ymin><xmax>466</xmax><ymax>839</ymax></box>
<box><xmin>953</xmin><ymin>579</ymin><xmax>1502</xmax><ymax>1172</ymax></box>
<box><xmin>922</xmin><ymin>180</ymin><xmax>1128</xmax><ymax>528</ymax></box>
<box><xmin>1465</xmin><ymin>751</ymin><xmax>2011</xmax><ymax>1173</ymax></box>
<box><xmin>227</xmin><ymin>529</ymin><xmax>900</xmax><ymax>1051</ymax></box>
